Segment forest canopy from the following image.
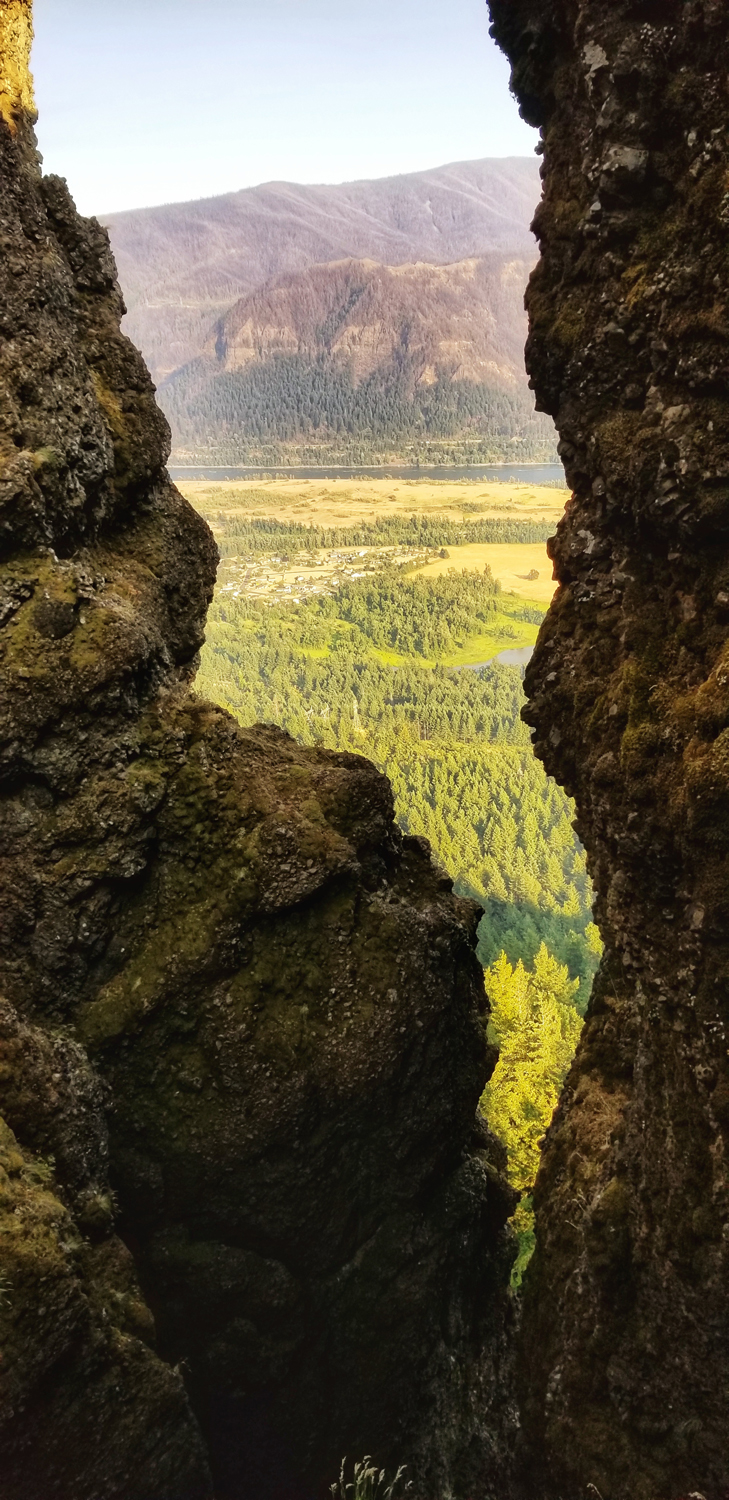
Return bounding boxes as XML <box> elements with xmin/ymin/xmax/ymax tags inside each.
<box><xmin>212</xmin><ymin>511</ymin><xmax>555</xmax><ymax>559</ymax></box>
<box><xmin>161</xmin><ymin>353</ymin><xmax>558</xmax><ymax>466</ymax></box>
<box><xmin>198</xmin><ymin>566</ymin><xmax>598</xmax><ymax>1005</ymax></box>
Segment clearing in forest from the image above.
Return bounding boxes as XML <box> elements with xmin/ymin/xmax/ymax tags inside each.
<box><xmin>416</xmin><ymin>542</ymin><xmax>555</xmax><ymax>604</ymax></box>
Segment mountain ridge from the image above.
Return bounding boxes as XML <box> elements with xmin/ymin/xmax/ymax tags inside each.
<box><xmin>103</xmin><ymin>157</ymin><xmax>541</xmax><ymax>385</ymax></box>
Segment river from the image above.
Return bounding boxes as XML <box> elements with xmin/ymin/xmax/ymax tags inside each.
<box><xmin>169</xmin><ymin>463</ymin><xmax>566</xmax><ymax>485</ymax></box>
<box><xmin>458</xmin><ymin>646</ymin><xmax>535</xmax><ymax>675</ymax></box>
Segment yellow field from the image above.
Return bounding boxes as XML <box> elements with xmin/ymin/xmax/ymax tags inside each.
<box><xmin>417</xmin><ymin>542</ymin><xmax>556</xmax><ymax>604</ymax></box>
<box><xmin>179</xmin><ymin>475</ymin><xmax>568</xmax><ymax>529</ymax></box>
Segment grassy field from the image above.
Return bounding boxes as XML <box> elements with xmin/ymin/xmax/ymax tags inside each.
<box><xmin>437</xmin><ymin>621</ymin><xmax>540</xmax><ymax>667</ymax></box>
<box><xmin>417</xmin><ymin>542</ymin><xmax>555</xmax><ymax>604</ymax></box>
<box><xmin>179</xmin><ymin>475</ymin><xmax>568</xmax><ymax>530</ymax></box>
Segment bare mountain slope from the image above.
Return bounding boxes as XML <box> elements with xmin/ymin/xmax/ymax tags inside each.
<box><xmin>104</xmin><ymin>158</ymin><xmax>540</xmax><ymax>384</ymax></box>
<box><xmin>207</xmin><ymin>253</ymin><xmax>534</xmax><ymax>388</ymax></box>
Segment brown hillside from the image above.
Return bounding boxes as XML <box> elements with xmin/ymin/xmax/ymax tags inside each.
<box><xmin>104</xmin><ymin>158</ymin><xmax>540</xmax><ymax>384</ymax></box>
<box><xmin>208</xmin><ymin>253</ymin><xmax>535</xmax><ymax>391</ymax></box>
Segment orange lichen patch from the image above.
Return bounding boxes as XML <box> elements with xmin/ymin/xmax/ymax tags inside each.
<box><xmin>0</xmin><ymin>0</ymin><xmax>34</xmax><ymax>130</ymax></box>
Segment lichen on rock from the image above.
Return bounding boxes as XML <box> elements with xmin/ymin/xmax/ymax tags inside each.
<box><xmin>0</xmin><ymin>999</ymin><xmax>213</xmax><ymax>1500</ymax></box>
<box><xmin>488</xmin><ymin>2</ymin><xmax>729</xmax><ymax>1496</ymax></box>
<box><xmin>0</xmin><ymin>0</ymin><xmax>34</xmax><ymax>131</ymax></box>
<box><xmin>0</xmin><ymin>6</ymin><xmax>515</xmax><ymax>1496</ymax></box>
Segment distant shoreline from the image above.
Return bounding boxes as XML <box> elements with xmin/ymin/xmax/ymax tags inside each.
<box><xmin>169</xmin><ymin>462</ymin><xmax>558</xmax><ymax>472</ymax></box>
<box><xmin>169</xmin><ymin>462</ymin><xmax>567</xmax><ymax>485</ymax></box>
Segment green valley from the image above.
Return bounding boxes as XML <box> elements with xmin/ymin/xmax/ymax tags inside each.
<box><xmin>190</xmin><ymin>483</ymin><xmax>596</xmax><ymax>1241</ymax></box>
<box><xmin>197</xmin><ymin>565</ymin><xmax>599</xmax><ymax>1003</ymax></box>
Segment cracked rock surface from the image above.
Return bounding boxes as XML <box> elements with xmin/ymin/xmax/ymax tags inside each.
<box><xmin>0</xmin><ymin>6</ymin><xmax>514</xmax><ymax>1497</ymax></box>
<box><xmin>488</xmin><ymin>2</ymin><xmax>729</xmax><ymax>1497</ymax></box>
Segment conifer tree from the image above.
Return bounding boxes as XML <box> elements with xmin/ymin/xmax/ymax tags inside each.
<box><xmin>480</xmin><ymin>945</ymin><xmax>583</xmax><ymax>1193</ymax></box>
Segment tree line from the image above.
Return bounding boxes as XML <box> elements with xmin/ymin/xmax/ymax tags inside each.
<box><xmin>212</xmin><ymin>511</ymin><xmax>555</xmax><ymax>560</ymax></box>
<box><xmin>160</xmin><ymin>352</ymin><xmax>559</xmax><ymax>464</ymax></box>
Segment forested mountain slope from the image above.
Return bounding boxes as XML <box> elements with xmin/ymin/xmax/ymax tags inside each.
<box><xmin>103</xmin><ymin>157</ymin><xmax>540</xmax><ymax>384</ymax></box>
<box><xmin>160</xmin><ymin>252</ymin><xmax>557</xmax><ymax>464</ymax></box>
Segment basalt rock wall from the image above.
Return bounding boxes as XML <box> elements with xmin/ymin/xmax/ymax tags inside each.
<box><xmin>0</xmin><ymin>6</ymin><xmax>514</xmax><ymax>1498</ymax></box>
<box><xmin>488</xmin><ymin>3</ymin><xmax>729</xmax><ymax>1497</ymax></box>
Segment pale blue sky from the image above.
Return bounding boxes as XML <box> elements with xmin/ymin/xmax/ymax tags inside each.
<box><xmin>31</xmin><ymin>0</ymin><xmax>536</xmax><ymax>216</ymax></box>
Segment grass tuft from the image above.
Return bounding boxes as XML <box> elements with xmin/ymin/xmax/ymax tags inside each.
<box><xmin>331</xmin><ymin>1458</ymin><xmax>411</xmax><ymax>1500</ymax></box>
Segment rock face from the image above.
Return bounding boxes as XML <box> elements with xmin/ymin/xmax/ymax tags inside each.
<box><xmin>0</xmin><ymin>7</ymin><xmax>513</xmax><ymax>1497</ymax></box>
<box><xmin>0</xmin><ymin>999</ymin><xmax>214</xmax><ymax>1500</ymax></box>
<box><xmin>488</xmin><ymin>2</ymin><xmax>729</xmax><ymax>1496</ymax></box>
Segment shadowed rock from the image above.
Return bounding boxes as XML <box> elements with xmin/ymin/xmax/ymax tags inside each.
<box><xmin>488</xmin><ymin>2</ymin><xmax>729</xmax><ymax>1496</ymax></box>
<box><xmin>0</xmin><ymin>6</ymin><xmax>514</xmax><ymax>1496</ymax></box>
